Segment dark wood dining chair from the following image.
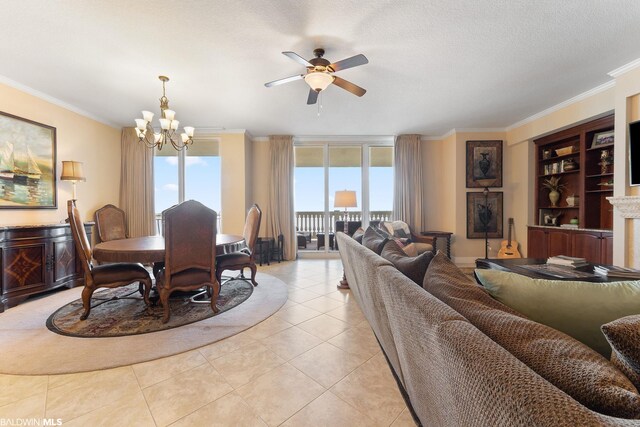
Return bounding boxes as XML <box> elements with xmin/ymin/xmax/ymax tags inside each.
<box><xmin>94</xmin><ymin>204</ymin><xmax>128</xmax><ymax>243</ymax></box>
<box><xmin>216</xmin><ymin>204</ymin><xmax>262</xmax><ymax>286</ymax></box>
<box><xmin>68</xmin><ymin>200</ymin><xmax>152</xmax><ymax>320</ymax></box>
<box><xmin>156</xmin><ymin>200</ymin><xmax>219</xmax><ymax>323</ymax></box>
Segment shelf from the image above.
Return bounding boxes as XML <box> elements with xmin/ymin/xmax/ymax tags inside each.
<box><xmin>585</xmin><ymin>189</ymin><xmax>613</xmax><ymax>193</ymax></box>
<box><xmin>538</xmin><ymin>206</ymin><xmax>579</xmax><ymax>210</ymax></box>
<box><xmin>586</xmin><ymin>172</ymin><xmax>614</xmax><ymax>178</ymax></box>
<box><xmin>540</xmin><ymin>152</ymin><xmax>579</xmax><ymax>163</ymax></box>
<box><xmin>538</xmin><ymin>170</ymin><xmax>580</xmax><ymax>178</ymax></box>
<box><xmin>586</xmin><ymin>143</ymin><xmax>614</xmax><ymax>151</ymax></box>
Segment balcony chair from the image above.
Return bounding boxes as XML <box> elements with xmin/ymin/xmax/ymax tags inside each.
<box><xmin>67</xmin><ymin>200</ymin><xmax>152</xmax><ymax>321</ymax></box>
<box><xmin>216</xmin><ymin>204</ymin><xmax>262</xmax><ymax>287</ymax></box>
<box><xmin>94</xmin><ymin>204</ymin><xmax>128</xmax><ymax>243</ymax></box>
<box><xmin>156</xmin><ymin>200</ymin><xmax>219</xmax><ymax>323</ymax></box>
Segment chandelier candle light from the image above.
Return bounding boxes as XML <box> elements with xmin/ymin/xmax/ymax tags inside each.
<box><xmin>134</xmin><ymin>76</ymin><xmax>195</xmax><ymax>151</ymax></box>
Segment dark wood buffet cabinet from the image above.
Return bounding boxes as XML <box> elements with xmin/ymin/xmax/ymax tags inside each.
<box><xmin>0</xmin><ymin>223</ymin><xmax>92</xmax><ymax>312</ymax></box>
<box><xmin>527</xmin><ymin>226</ymin><xmax>613</xmax><ymax>265</ymax></box>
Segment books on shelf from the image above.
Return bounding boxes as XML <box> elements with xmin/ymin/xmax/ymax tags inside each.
<box><xmin>547</xmin><ymin>255</ymin><xmax>589</xmax><ymax>268</ymax></box>
<box><xmin>560</xmin><ymin>224</ymin><xmax>578</xmax><ymax>229</ymax></box>
<box><xmin>594</xmin><ymin>265</ymin><xmax>640</xmax><ymax>279</ymax></box>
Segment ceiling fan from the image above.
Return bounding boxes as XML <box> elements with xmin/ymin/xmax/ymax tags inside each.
<box><xmin>264</xmin><ymin>48</ymin><xmax>368</xmax><ymax>105</ymax></box>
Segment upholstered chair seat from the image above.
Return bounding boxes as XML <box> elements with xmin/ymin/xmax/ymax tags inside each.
<box><xmin>90</xmin><ymin>263</ymin><xmax>150</xmax><ymax>286</ymax></box>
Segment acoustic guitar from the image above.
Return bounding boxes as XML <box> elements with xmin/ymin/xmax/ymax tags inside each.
<box><xmin>497</xmin><ymin>218</ymin><xmax>522</xmax><ymax>259</ymax></box>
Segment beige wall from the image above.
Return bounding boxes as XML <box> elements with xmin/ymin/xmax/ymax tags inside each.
<box><xmin>252</xmin><ymin>139</ymin><xmax>272</xmax><ymax>237</ymax></box>
<box><xmin>0</xmin><ymin>82</ymin><xmax>120</xmax><ymax>225</ymax></box>
<box><xmin>219</xmin><ymin>132</ymin><xmax>252</xmax><ymax>235</ymax></box>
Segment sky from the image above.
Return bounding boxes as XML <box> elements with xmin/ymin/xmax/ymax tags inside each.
<box><xmin>154</xmin><ymin>156</ymin><xmax>393</xmax><ymax>217</ymax></box>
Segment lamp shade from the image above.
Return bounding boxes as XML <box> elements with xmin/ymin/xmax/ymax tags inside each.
<box><xmin>304</xmin><ymin>72</ymin><xmax>334</xmax><ymax>92</ymax></box>
<box><xmin>60</xmin><ymin>161</ymin><xmax>86</xmax><ymax>182</ymax></box>
<box><xmin>334</xmin><ymin>190</ymin><xmax>357</xmax><ymax>208</ymax></box>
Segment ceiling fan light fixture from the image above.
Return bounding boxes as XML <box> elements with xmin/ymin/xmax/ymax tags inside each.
<box><xmin>304</xmin><ymin>72</ymin><xmax>334</xmax><ymax>92</ymax></box>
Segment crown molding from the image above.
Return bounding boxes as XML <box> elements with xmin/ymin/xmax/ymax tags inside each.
<box><xmin>608</xmin><ymin>58</ymin><xmax>640</xmax><ymax>78</ymax></box>
<box><xmin>505</xmin><ymin>80</ymin><xmax>615</xmax><ymax>132</ymax></box>
<box><xmin>0</xmin><ymin>74</ymin><xmax>118</xmax><ymax>128</ymax></box>
<box><xmin>293</xmin><ymin>135</ymin><xmax>395</xmax><ymax>144</ymax></box>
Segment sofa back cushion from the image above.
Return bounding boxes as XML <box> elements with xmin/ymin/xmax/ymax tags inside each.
<box><xmin>475</xmin><ymin>268</ymin><xmax>640</xmax><ymax>357</ymax></box>
<box><xmin>362</xmin><ymin>226</ymin><xmax>389</xmax><ymax>254</ymax></box>
<box><xmin>380</xmin><ymin>240</ymin><xmax>433</xmax><ymax>285</ymax></box>
<box><xmin>423</xmin><ymin>253</ymin><xmax>640</xmax><ymax>418</ymax></box>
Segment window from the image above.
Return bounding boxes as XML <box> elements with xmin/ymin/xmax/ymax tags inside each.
<box><xmin>154</xmin><ymin>138</ymin><xmax>221</xmax><ymax>231</ymax></box>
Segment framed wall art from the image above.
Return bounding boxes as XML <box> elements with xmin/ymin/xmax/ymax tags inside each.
<box><xmin>591</xmin><ymin>130</ymin><xmax>614</xmax><ymax>148</ymax></box>
<box><xmin>466</xmin><ymin>191</ymin><xmax>503</xmax><ymax>239</ymax></box>
<box><xmin>466</xmin><ymin>140</ymin><xmax>503</xmax><ymax>188</ymax></box>
<box><xmin>0</xmin><ymin>111</ymin><xmax>56</xmax><ymax>209</ymax></box>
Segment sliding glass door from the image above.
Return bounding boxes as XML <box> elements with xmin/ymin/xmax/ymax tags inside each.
<box><xmin>294</xmin><ymin>140</ymin><xmax>393</xmax><ymax>253</ymax></box>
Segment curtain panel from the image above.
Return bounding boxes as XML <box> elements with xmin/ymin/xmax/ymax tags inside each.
<box><xmin>119</xmin><ymin>128</ymin><xmax>156</xmax><ymax>237</ymax></box>
<box><xmin>393</xmin><ymin>134</ymin><xmax>423</xmax><ymax>232</ymax></box>
<box><xmin>268</xmin><ymin>135</ymin><xmax>296</xmax><ymax>260</ymax></box>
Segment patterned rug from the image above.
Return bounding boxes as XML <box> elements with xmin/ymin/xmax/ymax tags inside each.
<box><xmin>46</xmin><ymin>279</ymin><xmax>253</xmax><ymax>338</ymax></box>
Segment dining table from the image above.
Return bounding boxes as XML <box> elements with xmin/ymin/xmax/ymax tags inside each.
<box><xmin>93</xmin><ymin>234</ymin><xmax>245</xmax><ymax>265</ymax></box>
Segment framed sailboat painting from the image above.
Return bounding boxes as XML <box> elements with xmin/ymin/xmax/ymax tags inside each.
<box><xmin>0</xmin><ymin>112</ymin><xmax>56</xmax><ymax>208</ymax></box>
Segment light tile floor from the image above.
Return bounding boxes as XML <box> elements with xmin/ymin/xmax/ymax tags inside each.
<box><xmin>0</xmin><ymin>259</ymin><xmax>415</xmax><ymax>427</ymax></box>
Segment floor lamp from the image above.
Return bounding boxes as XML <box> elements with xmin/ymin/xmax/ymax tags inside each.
<box><xmin>60</xmin><ymin>161</ymin><xmax>86</xmax><ymax>200</ymax></box>
<box><xmin>334</xmin><ymin>190</ymin><xmax>357</xmax><ymax>289</ymax></box>
<box><xmin>476</xmin><ymin>179</ymin><xmax>495</xmax><ymax>259</ymax></box>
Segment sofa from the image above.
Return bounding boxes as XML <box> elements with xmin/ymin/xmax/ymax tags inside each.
<box><xmin>336</xmin><ymin>231</ymin><xmax>640</xmax><ymax>426</ymax></box>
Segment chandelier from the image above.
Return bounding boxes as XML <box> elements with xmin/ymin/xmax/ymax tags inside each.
<box><xmin>134</xmin><ymin>76</ymin><xmax>195</xmax><ymax>151</ymax></box>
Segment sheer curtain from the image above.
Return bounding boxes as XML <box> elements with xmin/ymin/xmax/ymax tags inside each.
<box><xmin>119</xmin><ymin>128</ymin><xmax>156</xmax><ymax>237</ymax></box>
<box><xmin>268</xmin><ymin>135</ymin><xmax>296</xmax><ymax>260</ymax></box>
<box><xmin>393</xmin><ymin>134</ymin><xmax>423</xmax><ymax>232</ymax></box>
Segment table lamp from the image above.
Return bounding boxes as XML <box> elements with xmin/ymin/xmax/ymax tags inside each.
<box><xmin>60</xmin><ymin>161</ymin><xmax>86</xmax><ymax>200</ymax></box>
<box><xmin>334</xmin><ymin>190</ymin><xmax>357</xmax><ymax>233</ymax></box>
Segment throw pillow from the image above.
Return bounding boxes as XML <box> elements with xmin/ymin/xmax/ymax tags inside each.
<box><xmin>474</xmin><ymin>268</ymin><xmax>640</xmax><ymax>357</ymax></box>
<box><xmin>423</xmin><ymin>253</ymin><xmax>640</xmax><ymax>419</ymax></box>
<box><xmin>380</xmin><ymin>240</ymin><xmax>433</xmax><ymax>285</ymax></box>
<box><xmin>602</xmin><ymin>315</ymin><xmax>640</xmax><ymax>391</ymax></box>
<box><xmin>351</xmin><ymin>227</ymin><xmax>365</xmax><ymax>244</ymax></box>
<box><xmin>362</xmin><ymin>226</ymin><xmax>388</xmax><ymax>254</ymax></box>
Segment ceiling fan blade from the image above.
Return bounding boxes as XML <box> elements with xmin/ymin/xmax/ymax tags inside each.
<box><xmin>332</xmin><ymin>76</ymin><xmax>366</xmax><ymax>97</ymax></box>
<box><xmin>329</xmin><ymin>54</ymin><xmax>368</xmax><ymax>72</ymax></box>
<box><xmin>307</xmin><ymin>89</ymin><xmax>319</xmax><ymax>105</ymax></box>
<box><xmin>282</xmin><ymin>51</ymin><xmax>313</xmax><ymax>67</ymax></box>
<box><xmin>264</xmin><ymin>74</ymin><xmax>304</xmax><ymax>87</ymax></box>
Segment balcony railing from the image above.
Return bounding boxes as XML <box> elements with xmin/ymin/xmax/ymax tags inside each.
<box><xmin>296</xmin><ymin>210</ymin><xmax>392</xmax><ymax>236</ymax></box>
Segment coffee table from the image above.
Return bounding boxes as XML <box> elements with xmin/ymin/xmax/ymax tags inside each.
<box><xmin>475</xmin><ymin>258</ymin><xmax>617</xmax><ymax>282</ymax></box>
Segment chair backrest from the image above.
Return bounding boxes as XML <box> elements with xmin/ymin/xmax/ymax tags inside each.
<box><xmin>94</xmin><ymin>204</ymin><xmax>127</xmax><ymax>242</ymax></box>
<box><xmin>67</xmin><ymin>200</ymin><xmax>93</xmax><ymax>277</ymax></box>
<box><xmin>163</xmin><ymin>200</ymin><xmax>217</xmax><ymax>277</ymax></box>
<box><xmin>243</xmin><ymin>204</ymin><xmax>262</xmax><ymax>255</ymax></box>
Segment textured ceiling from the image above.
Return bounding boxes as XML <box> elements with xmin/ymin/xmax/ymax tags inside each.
<box><xmin>1</xmin><ymin>0</ymin><xmax>640</xmax><ymax>137</ymax></box>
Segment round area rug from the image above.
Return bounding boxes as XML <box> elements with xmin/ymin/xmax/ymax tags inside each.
<box><xmin>0</xmin><ymin>272</ymin><xmax>287</xmax><ymax>375</ymax></box>
<box><xmin>47</xmin><ymin>279</ymin><xmax>253</xmax><ymax>337</ymax></box>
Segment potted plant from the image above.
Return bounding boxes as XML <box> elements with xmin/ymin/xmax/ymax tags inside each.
<box><xmin>542</xmin><ymin>176</ymin><xmax>566</xmax><ymax>207</ymax></box>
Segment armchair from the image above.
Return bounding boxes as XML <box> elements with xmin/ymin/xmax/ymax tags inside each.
<box><xmin>156</xmin><ymin>200</ymin><xmax>219</xmax><ymax>323</ymax></box>
<box><xmin>68</xmin><ymin>200</ymin><xmax>152</xmax><ymax>320</ymax></box>
<box><xmin>216</xmin><ymin>204</ymin><xmax>262</xmax><ymax>286</ymax></box>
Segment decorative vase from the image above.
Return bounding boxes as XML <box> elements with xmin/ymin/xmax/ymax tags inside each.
<box><xmin>478</xmin><ymin>152</ymin><xmax>491</xmax><ymax>177</ymax></box>
<box><xmin>549</xmin><ymin>190</ymin><xmax>560</xmax><ymax>207</ymax></box>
